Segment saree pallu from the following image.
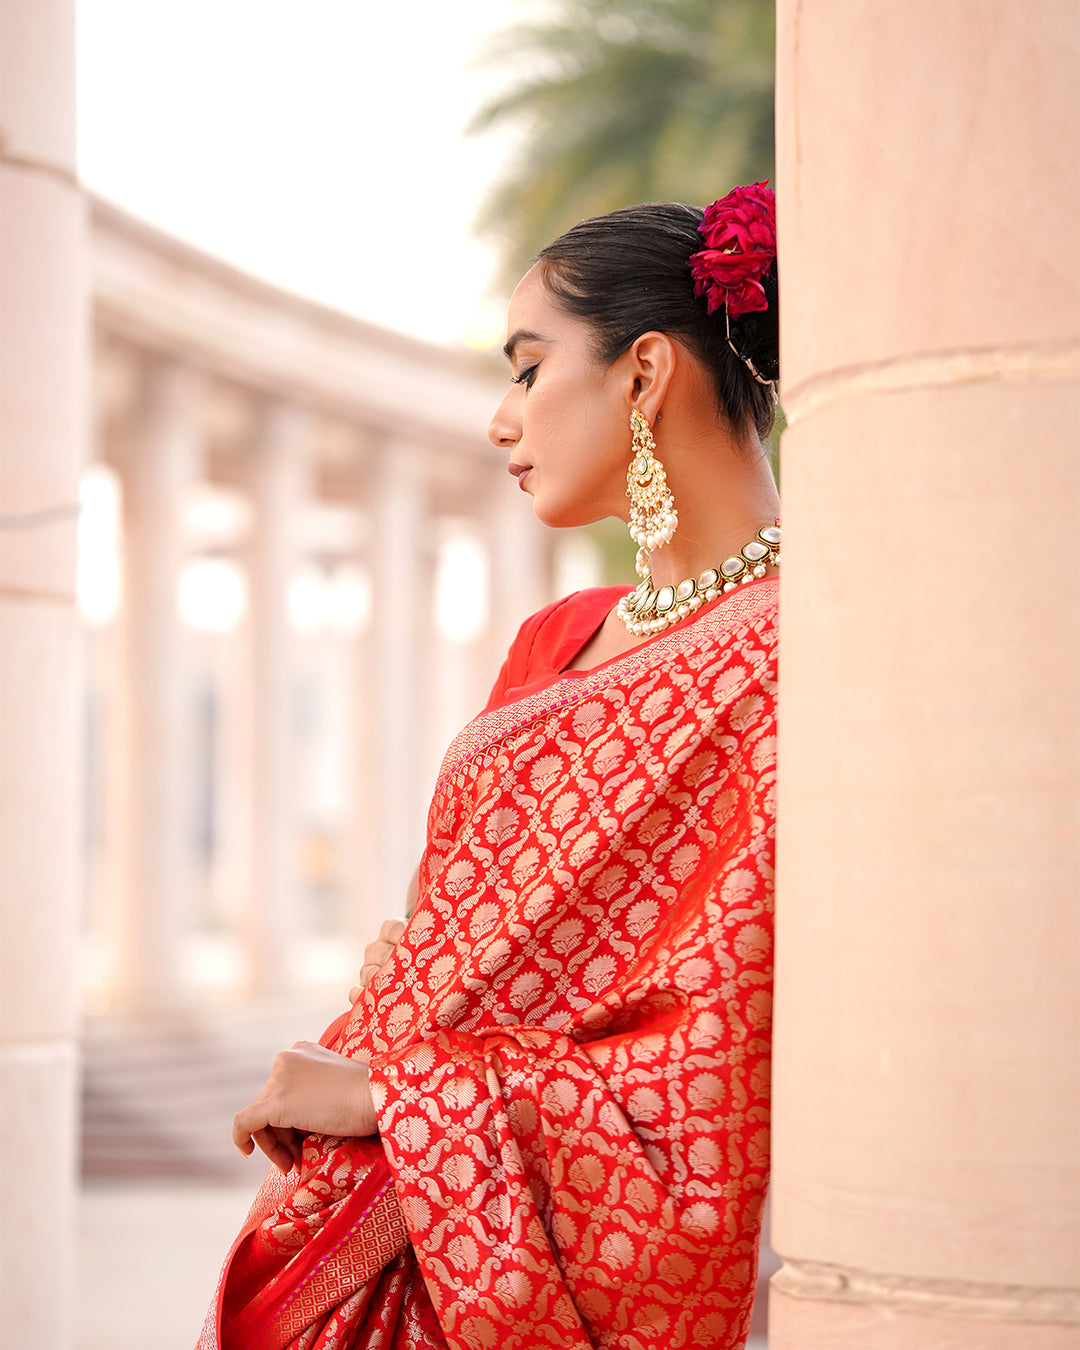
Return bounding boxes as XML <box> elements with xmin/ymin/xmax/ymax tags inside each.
<box><xmin>200</xmin><ymin>580</ymin><xmax>778</xmax><ymax>1350</ymax></box>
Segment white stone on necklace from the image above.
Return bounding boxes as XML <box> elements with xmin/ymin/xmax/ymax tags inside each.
<box><xmin>616</xmin><ymin>524</ymin><xmax>781</xmax><ymax>637</ymax></box>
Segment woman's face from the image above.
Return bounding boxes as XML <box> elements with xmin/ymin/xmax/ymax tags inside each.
<box><xmin>488</xmin><ymin>267</ymin><xmax>631</xmax><ymax>528</ymax></box>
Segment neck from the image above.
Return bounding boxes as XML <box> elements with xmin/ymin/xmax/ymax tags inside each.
<box><xmin>643</xmin><ymin>436</ymin><xmax>781</xmax><ymax>590</ymax></box>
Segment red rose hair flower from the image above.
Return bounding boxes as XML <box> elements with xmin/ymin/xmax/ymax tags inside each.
<box><xmin>689</xmin><ymin>180</ymin><xmax>776</xmax><ymax>319</ymax></box>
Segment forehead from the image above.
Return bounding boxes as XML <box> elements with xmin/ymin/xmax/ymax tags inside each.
<box><xmin>502</xmin><ymin>266</ymin><xmax>611</xmax><ymax>378</ymax></box>
<box><xmin>504</xmin><ymin>265</ymin><xmax>598</xmax><ymax>352</ymax></box>
<box><xmin>506</xmin><ymin>265</ymin><xmax>558</xmax><ymax>329</ymax></box>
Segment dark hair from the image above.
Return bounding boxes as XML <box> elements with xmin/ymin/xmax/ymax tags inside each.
<box><xmin>536</xmin><ymin>202</ymin><xmax>779</xmax><ymax>444</ymax></box>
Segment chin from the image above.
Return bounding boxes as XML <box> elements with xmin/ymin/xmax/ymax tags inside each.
<box><xmin>531</xmin><ymin>490</ymin><xmax>618</xmax><ymax>532</ymax></box>
<box><xmin>534</xmin><ymin>503</ymin><xmax>593</xmax><ymax>530</ymax></box>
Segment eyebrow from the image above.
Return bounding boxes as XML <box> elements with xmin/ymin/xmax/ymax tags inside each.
<box><xmin>502</xmin><ymin>329</ymin><xmax>548</xmax><ymax>363</ymax></box>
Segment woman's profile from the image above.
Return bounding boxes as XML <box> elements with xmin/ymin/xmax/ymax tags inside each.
<box><xmin>198</xmin><ymin>181</ymin><xmax>781</xmax><ymax>1350</ymax></box>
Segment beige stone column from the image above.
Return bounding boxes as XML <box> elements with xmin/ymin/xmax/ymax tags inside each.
<box><xmin>428</xmin><ymin>513</ymin><xmax>481</xmax><ymax>784</ymax></box>
<box><xmin>371</xmin><ymin>440</ymin><xmax>430</xmax><ymax>917</ymax></box>
<box><xmin>213</xmin><ymin>580</ymin><xmax>254</xmax><ymax>968</ymax></box>
<box><xmin>770</xmin><ymin>4</ymin><xmax>1079</xmax><ymax>1348</ymax></box>
<box><xmin>246</xmin><ymin>403</ymin><xmax>311</xmax><ymax>996</ymax></box>
<box><xmin>341</xmin><ymin>592</ymin><xmax>378</xmax><ymax>956</ymax></box>
<box><xmin>0</xmin><ymin>1</ymin><xmax>84</xmax><ymax>1344</ymax></box>
<box><xmin>115</xmin><ymin>360</ymin><xmax>202</xmax><ymax>1013</ymax></box>
<box><xmin>487</xmin><ymin>474</ymin><xmax>550</xmax><ymax>673</ymax></box>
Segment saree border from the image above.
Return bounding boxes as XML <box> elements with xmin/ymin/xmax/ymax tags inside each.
<box><xmin>435</xmin><ymin>582</ymin><xmax>778</xmax><ymax>791</ymax></box>
<box><xmin>239</xmin><ymin>1173</ymin><xmax>405</xmax><ymax>1350</ymax></box>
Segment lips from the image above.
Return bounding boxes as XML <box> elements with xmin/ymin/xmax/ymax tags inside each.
<box><xmin>508</xmin><ymin>463</ymin><xmax>532</xmax><ymax>490</ymax></box>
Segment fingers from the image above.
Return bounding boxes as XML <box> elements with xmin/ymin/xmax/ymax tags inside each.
<box><xmin>253</xmin><ymin>1125</ymin><xmax>297</xmax><ymax>1175</ymax></box>
<box><xmin>280</xmin><ymin>1126</ymin><xmax>305</xmax><ymax>1168</ymax></box>
<box><xmin>356</xmin><ymin>919</ymin><xmax>407</xmax><ymax>992</ymax></box>
<box><xmin>233</xmin><ymin>1107</ymin><xmax>258</xmax><ymax>1158</ymax></box>
<box><xmin>232</xmin><ymin>1045</ymin><xmax>330</xmax><ymax>1171</ymax></box>
<box><xmin>234</xmin><ymin>1101</ymin><xmax>302</xmax><ymax>1175</ymax></box>
<box><xmin>233</xmin><ymin>1074</ymin><xmax>304</xmax><ymax>1174</ymax></box>
<box><xmin>234</xmin><ymin>1042</ymin><xmax>378</xmax><ymax>1160</ymax></box>
<box><xmin>362</xmin><ymin>939</ymin><xmax>394</xmax><ymax>970</ymax></box>
<box><xmin>233</xmin><ymin>1097</ymin><xmax>256</xmax><ymax>1148</ymax></box>
<box><xmin>379</xmin><ymin>918</ymin><xmax>407</xmax><ymax>944</ymax></box>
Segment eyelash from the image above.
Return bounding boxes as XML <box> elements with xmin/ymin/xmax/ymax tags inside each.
<box><xmin>512</xmin><ymin>364</ymin><xmax>539</xmax><ymax>389</ymax></box>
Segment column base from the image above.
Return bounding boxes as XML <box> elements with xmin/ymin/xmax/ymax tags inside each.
<box><xmin>769</xmin><ymin>1267</ymin><xmax>1079</xmax><ymax>1350</ymax></box>
<box><xmin>0</xmin><ymin>1040</ymin><xmax>79</xmax><ymax>1350</ymax></box>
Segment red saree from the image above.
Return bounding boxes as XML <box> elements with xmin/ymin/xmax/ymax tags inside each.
<box><xmin>199</xmin><ymin>579</ymin><xmax>778</xmax><ymax>1350</ymax></box>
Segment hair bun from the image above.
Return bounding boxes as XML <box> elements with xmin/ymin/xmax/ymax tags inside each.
<box><xmin>728</xmin><ymin>261</ymin><xmax>779</xmax><ymax>385</ymax></box>
<box><xmin>690</xmin><ymin>182</ymin><xmax>779</xmax><ymax>388</ymax></box>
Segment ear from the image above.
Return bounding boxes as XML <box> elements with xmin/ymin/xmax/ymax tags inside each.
<box><xmin>625</xmin><ymin>331</ymin><xmax>678</xmax><ymax>424</ymax></box>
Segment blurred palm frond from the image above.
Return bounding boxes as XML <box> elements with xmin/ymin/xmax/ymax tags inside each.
<box><xmin>469</xmin><ymin>0</ymin><xmax>775</xmax><ymax>283</ymax></box>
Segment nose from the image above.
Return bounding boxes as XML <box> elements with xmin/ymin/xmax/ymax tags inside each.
<box><xmin>488</xmin><ymin>389</ymin><xmax>520</xmax><ymax>449</ymax></box>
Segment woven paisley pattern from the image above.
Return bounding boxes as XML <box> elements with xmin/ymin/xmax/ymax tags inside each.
<box><xmin>343</xmin><ymin>582</ymin><xmax>779</xmax><ymax>1349</ymax></box>
<box><xmin>201</xmin><ymin>582</ymin><xmax>777</xmax><ymax>1350</ymax></box>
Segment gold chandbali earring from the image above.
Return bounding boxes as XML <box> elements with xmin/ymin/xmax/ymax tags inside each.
<box><xmin>627</xmin><ymin>408</ymin><xmax>677</xmax><ymax>580</ymax></box>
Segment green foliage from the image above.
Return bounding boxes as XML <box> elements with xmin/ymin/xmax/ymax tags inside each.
<box><xmin>470</xmin><ymin>0</ymin><xmax>775</xmax><ymax>284</ymax></box>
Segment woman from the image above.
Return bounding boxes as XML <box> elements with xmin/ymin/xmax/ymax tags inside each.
<box><xmin>198</xmin><ymin>182</ymin><xmax>780</xmax><ymax>1350</ymax></box>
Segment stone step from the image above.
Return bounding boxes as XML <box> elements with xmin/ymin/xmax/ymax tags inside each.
<box><xmin>80</xmin><ymin>1022</ymin><xmax>275</xmax><ymax>1182</ymax></box>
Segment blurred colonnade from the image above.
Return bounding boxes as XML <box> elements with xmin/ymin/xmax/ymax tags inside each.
<box><xmin>82</xmin><ymin>199</ymin><xmax>564</xmax><ymax>1015</ymax></box>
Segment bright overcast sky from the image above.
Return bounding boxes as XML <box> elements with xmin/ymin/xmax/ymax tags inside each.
<box><xmin>76</xmin><ymin>0</ymin><xmax>528</xmax><ymax>348</ymax></box>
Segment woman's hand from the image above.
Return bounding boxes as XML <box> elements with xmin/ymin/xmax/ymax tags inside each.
<box><xmin>348</xmin><ymin>917</ymin><xmax>407</xmax><ymax>1002</ymax></box>
<box><xmin>232</xmin><ymin>1041</ymin><xmax>377</xmax><ymax>1174</ymax></box>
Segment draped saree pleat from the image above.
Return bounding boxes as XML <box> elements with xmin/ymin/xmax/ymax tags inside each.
<box><xmin>199</xmin><ymin>579</ymin><xmax>778</xmax><ymax>1350</ymax></box>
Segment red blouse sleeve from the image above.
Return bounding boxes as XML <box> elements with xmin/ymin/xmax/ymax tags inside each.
<box><xmin>482</xmin><ymin>597</ymin><xmax>569</xmax><ymax>712</ymax></box>
<box><xmin>482</xmin><ymin>587</ymin><xmax>627</xmax><ymax>712</ymax></box>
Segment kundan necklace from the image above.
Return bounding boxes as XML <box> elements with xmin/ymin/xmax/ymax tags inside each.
<box><xmin>616</xmin><ymin>524</ymin><xmax>781</xmax><ymax>637</ymax></box>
